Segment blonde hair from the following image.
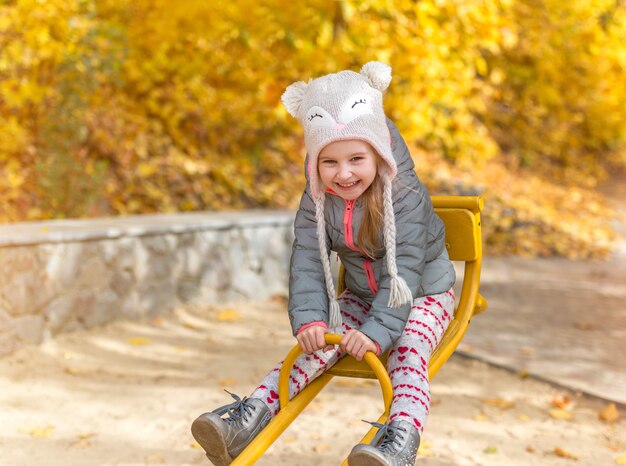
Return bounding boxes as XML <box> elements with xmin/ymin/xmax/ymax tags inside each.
<box><xmin>358</xmin><ymin>173</ymin><xmax>384</xmax><ymax>258</ymax></box>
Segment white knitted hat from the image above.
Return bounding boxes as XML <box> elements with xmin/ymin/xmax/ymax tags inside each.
<box><xmin>282</xmin><ymin>62</ymin><xmax>413</xmax><ymax>329</ymax></box>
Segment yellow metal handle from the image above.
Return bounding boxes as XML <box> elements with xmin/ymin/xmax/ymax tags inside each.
<box><xmin>278</xmin><ymin>333</ymin><xmax>393</xmax><ymax>416</ymax></box>
<box><xmin>431</xmin><ymin>195</ymin><xmax>484</xmax><ymax>214</ymax></box>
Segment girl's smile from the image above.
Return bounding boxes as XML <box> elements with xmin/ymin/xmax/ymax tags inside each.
<box><xmin>336</xmin><ymin>180</ymin><xmax>359</xmax><ymax>189</ymax></box>
<box><xmin>318</xmin><ymin>140</ymin><xmax>378</xmax><ymax>200</ymax></box>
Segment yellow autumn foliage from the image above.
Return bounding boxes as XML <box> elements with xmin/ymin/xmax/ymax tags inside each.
<box><xmin>1</xmin><ymin>0</ymin><xmax>625</xmax><ymax>257</ymax></box>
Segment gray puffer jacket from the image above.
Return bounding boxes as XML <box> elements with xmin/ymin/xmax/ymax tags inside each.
<box><xmin>288</xmin><ymin>119</ymin><xmax>455</xmax><ymax>353</ymax></box>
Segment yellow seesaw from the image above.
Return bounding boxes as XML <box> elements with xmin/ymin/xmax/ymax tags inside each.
<box><xmin>232</xmin><ymin>196</ymin><xmax>488</xmax><ymax>465</ymax></box>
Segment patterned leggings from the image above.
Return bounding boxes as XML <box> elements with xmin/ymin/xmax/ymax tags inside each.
<box><xmin>250</xmin><ymin>288</ymin><xmax>455</xmax><ymax>433</ymax></box>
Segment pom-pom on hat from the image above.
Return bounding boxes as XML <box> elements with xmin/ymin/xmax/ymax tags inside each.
<box><xmin>282</xmin><ymin>62</ymin><xmax>413</xmax><ymax>330</ymax></box>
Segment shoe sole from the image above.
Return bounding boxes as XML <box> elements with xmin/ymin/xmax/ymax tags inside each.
<box><xmin>348</xmin><ymin>449</ymin><xmax>388</xmax><ymax>466</ymax></box>
<box><xmin>191</xmin><ymin>416</ymin><xmax>233</xmax><ymax>466</ymax></box>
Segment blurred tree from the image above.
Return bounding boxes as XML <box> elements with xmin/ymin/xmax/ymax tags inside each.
<box><xmin>0</xmin><ymin>0</ymin><xmax>624</xmax><ymax>257</ymax></box>
<box><xmin>483</xmin><ymin>0</ymin><xmax>626</xmax><ymax>184</ymax></box>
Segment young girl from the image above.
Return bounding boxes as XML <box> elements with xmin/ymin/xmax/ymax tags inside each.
<box><xmin>191</xmin><ymin>62</ymin><xmax>456</xmax><ymax>466</ymax></box>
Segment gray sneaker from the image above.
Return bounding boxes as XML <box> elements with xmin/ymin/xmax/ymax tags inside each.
<box><xmin>348</xmin><ymin>420</ymin><xmax>421</xmax><ymax>466</ymax></box>
<box><xmin>191</xmin><ymin>390</ymin><xmax>271</xmax><ymax>466</ymax></box>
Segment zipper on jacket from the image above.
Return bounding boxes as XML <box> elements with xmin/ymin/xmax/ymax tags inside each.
<box><xmin>343</xmin><ymin>198</ymin><xmax>379</xmax><ymax>295</ymax></box>
<box><xmin>343</xmin><ymin>199</ymin><xmax>358</xmax><ymax>251</ymax></box>
<box><xmin>362</xmin><ymin>259</ymin><xmax>379</xmax><ymax>294</ymax></box>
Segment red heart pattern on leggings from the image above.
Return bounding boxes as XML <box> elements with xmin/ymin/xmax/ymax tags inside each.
<box><xmin>266</xmin><ymin>390</ymin><xmax>279</xmax><ymax>404</ymax></box>
<box><xmin>250</xmin><ymin>289</ymin><xmax>455</xmax><ymax>440</ymax></box>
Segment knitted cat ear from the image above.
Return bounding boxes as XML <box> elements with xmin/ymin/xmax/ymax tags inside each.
<box><xmin>360</xmin><ymin>61</ymin><xmax>392</xmax><ymax>92</ymax></box>
<box><xmin>282</xmin><ymin>80</ymin><xmax>308</xmax><ymax>118</ymax></box>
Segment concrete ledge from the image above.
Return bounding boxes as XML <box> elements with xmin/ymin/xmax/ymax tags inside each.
<box><xmin>0</xmin><ymin>210</ymin><xmax>296</xmax><ymax>356</ymax></box>
<box><xmin>0</xmin><ymin>210</ymin><xmax>295</xmax><ymax>247</ymax></box>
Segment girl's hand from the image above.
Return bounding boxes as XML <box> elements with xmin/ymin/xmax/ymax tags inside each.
<box><xmin>296</xmin><ymin>325</ymin><xmax>332</xmax><ymax>354</ymax></box>
<box><xmin>340</xmin><ymin>329</ymin><xmax>377</xmax><ymax>361</ymax></box>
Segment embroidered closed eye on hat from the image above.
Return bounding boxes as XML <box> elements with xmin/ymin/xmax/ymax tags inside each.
<box><xmin>282</xmin><ymin>62</ymin><xmax>413</xmax><ymax>330</ymax></box>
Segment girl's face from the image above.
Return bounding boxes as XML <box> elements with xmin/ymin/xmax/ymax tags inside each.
<box><xmin>318</xmin><ymin>140</ymin><xmax>378</xmax><ymax>200</ymax></box>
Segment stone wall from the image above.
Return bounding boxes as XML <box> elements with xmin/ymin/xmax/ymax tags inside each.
<box><xmin>0</xmin><ymin>210</ymin><xmax>295</xmax><ymax>356</ymax></box>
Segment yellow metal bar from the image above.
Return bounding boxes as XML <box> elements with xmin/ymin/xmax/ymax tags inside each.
<box><xmin>279</xmin><ymin>334</ymin><xmax>393</xmax><ymax>413</ymax></box>
<box><xmin>231</xmin><ymin>373</ymin><xmax>335</xmax><ymax>465</ymax></box>
<box><xmin>325</xmin><ymin>334</ymin><xmax>393</xmax><ymax>413</ymax></box>
<box><xmin>281</xmin><ymin>334</ymin><xmax>393</xmax><ymax>466</ymax></box>
<box><xmin>428</xmin><ymin>262</ymin><xmax>479</xmax><ymax>378</ymax></box>
<box><xmin>431</xmin><ymin>195</ymin><xmax>483</xmax><ymax>214</ymax></box>
<box><xmin>234</xmin><ymin>334</ymin><xmax>394</xmax><ymax>465</ymax></box>
<box><xmin>428</xmin><ymin>234</ymin><xmax>483</xmax><ymax>377</ymax></box>
<box><xmin>278</xmin><ymin>343</ymin><xmax>305</xmax><ymax>409</ymax></box>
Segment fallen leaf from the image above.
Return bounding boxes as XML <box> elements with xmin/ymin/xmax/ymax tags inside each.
<box><xmin>218</xmin><ymin>378</ymin><xmax>238</xmax><ymax>387</ymax></box>
<box><xmin>78</xmin><ymin>433</ymin><xmax>96</xmax><ymax>439</ymax></box>
<box><xmin>64</xmin><ymin>366</ymin><xmax>86</xmax><ymax>376</ymax></box>
<box><xmin>549</xmin><ymin>408</ymin><xmax>574</xmax><ymax>421</ymax></box>
<box><xmin>72</xmin><ymin>439</ymin><xmax>92</xmax><ymax>448</ymax></box>
<box><xmin>216</xmin><ymin>310</ymin><xmax>241</xmax><ymax>322</ymax></box>
<box><xmin>24</xmin><ymin>425</ymin><xmax>55</xmax><ymax>439</ymax></box>
<box><xmin>574</xmin><ymin>321</ymin><xmax>597</xmax><ymax>330</ymax></box>
<box><xmin>418</xmin><ymin>440</ymin><xmax>432</xmax><ymax>457</ymax></box>
<box><xmin>552</xmin><ymin>393</ymin><xmax>573</xmax><ymax>409</ymax></box>
<box><xmin>518</xmin><ymin>369</ymin><xmax>530</xmax><ymax>379</ymax></box>
<box><xmin>554</xmin><ymin>447</ymin><xmax>578</xmax><ymax>460</ymax></box>
<box><xmin>313</xmin><ymin>443</ymin><xmax>331</xmax><ymax>452</ymax></box>
<box><xmin>182</xmin><ymin>321</ymin><xmax>203</xmax><ymax>330</ymax></box>
<box><xmin>460</xmin><ymin>343</ymin><xmax>475</xmax><ymax>353</ymax></box>
<box><xmin>482</xmin><ymin>398</ymin><xmax>515</xmax><ymax>410</ymax></box>
<box><xmin>484</xmin><ymin>446</ymin><xmax>498</xmax><ymax>454</ymax></box>
<box><xmin>190</xmin><ymin>441</ymin><xmax>202</xmax><ymax>449</ymax></box>
<box><xmin>517</xmin><ymin>413</ymin><xmax>530</xmax><ymax>421</ymax></box>
<box><xmin>526</xmin><ymin>446</ymin><xmax>535</xmax><ymax>453</ymax></box>
<box><xmin>144</xmin><ymin>454</ymin><xmax>165</xmax><ymax>463</ymax></box>
<box><xmin>270</xmin><ymin>294</ymin><xmax>288</xmax><ymax>305</ymax></box>
<box><xmin>616</xmin><ymin>455</ymin><xmax>626</xmax><ymax>464</ymax></box>
<box><xmin>127</xmin><ymin>337</ymin><xmax>151</xmax><ymax>346</ymax></box>
<box><xmin>599</xmin><ymin>403</ymin><xmax>620</xmax><ymax>423</ymax></box>
<box><xmin>474</xmin><ymin>413</ymin><xmax>490</xmax><ymax>422</ymax></box>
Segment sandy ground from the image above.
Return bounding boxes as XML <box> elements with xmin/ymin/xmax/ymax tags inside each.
<box><xmin>1</xmin><ymin>298</ymin><xmax>624</xmax><ymax>466</ymax></box>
